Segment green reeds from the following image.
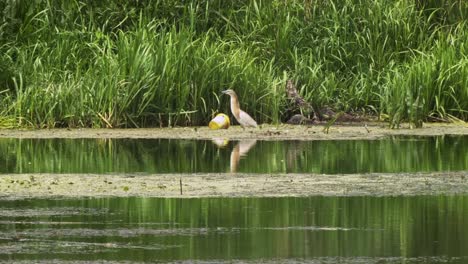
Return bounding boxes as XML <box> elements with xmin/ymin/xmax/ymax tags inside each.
<box><xmin>0</xmin><ymin>0</ymin><xmax>467</xmax><ymax>128</ymax></box>
<box><xmin>382</xmin><ymin>24</ymin><xmax>468</xmax><ymax>127</ymax></box>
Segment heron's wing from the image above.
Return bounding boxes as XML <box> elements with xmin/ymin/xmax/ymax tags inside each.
<box><xmin>239</xmin><ymin>111</ymin><xmax>258</xmax><ymax>127</ymax></box>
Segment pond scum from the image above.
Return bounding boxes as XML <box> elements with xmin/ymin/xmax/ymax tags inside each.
<box><xmin>0</xmin><ymin>0</ymin><xmax>467</xmax><ymax>128</ymax></box>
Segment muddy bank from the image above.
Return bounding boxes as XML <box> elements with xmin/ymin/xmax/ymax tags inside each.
<box><xmin>0</xmin><ymin>123</ymin><xmax>467</xmax><ymax>140</ymax></box>
<box><xmin>1</xmin><ymin>172</ymin><xmax>467</xmax><ymax>199</ymax></box>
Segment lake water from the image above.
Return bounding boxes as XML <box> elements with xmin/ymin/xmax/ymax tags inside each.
<box><xmin>0</xmin><ymin>195</ymin><xmax>467</xmax><ymax>263</ymax></box>
<box><xmin>0</xmin><ymin>135</ymin><xmax>466</xmax><ymax>174</ymax></box>
<box><xmin>0</xmin><ymin>135</ymin><xmax>467</xmax><ymax>263</ymax></box>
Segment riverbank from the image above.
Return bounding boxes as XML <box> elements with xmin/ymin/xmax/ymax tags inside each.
<box><xmin>0</xmin><ymin>123</ymin><xmax>466</xmax><ymax>140</ymax></box>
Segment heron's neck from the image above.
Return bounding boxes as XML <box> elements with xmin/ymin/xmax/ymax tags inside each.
<box><xmin>230</xmin><ymin>95</ymin><xmax>241</xmax><ymax>119</ymax></box>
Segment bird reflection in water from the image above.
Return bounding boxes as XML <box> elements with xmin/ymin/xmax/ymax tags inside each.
<box><xmin>211</xmin><ymin>139</ymin><xmax>257</xmax><ymax>173</ymax></box>
<box><xmin>230</xmin><ymin>140</ymin><xmax>257</xmax><ymax>173</ymax></box>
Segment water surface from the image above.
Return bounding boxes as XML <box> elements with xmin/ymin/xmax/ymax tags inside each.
<box><xmin>0</xmin><ymin>135</ymin><xmax>466</xmax><ymax>174</ymax></box>
<box><xmin>0</xmin><ymin>195</ymin><xmax>466</xmax><ymax>263</ymax></box>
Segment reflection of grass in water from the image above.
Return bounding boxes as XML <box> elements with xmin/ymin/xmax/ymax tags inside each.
<box><xmin>0</xmin><ymin>136</ymin><xmax>466</xmax><ymax>174</ymax></box>
<box><xmin>1</xmin><ymin>196</ymin><xmax>466</xmax><ymax>260</ymax></box>
<box><xmin>242</xmin><ymin>136</ymin><xmax>467</xmax><ymax>173</ymax></box>
<box><xmin>0</xmin><ymin>138</ymin><xmax>225</xmax><ymax>174</ymax></box>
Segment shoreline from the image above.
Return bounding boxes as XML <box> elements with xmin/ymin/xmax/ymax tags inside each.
<box><xmin>0</xmin><ymin>123</ymin><xmax>467</xmax><ymax>140</ymax></box>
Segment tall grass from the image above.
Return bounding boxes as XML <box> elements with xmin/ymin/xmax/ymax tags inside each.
<box><xmin>0</xmin><ymin>0</ymin><xmax>467</xmax><ymax>128</ymax></box>
<box><xmin>382</xmin><ymin>24</ymin><xmax>468</xmax><ymax>127</ymax></box>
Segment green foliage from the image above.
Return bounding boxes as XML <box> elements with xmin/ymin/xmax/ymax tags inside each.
<box><xmin>383</xmin><ymin>26</ymin><xmax>468</xmax><ymax>127</ymax></box>
<box><xmin>0</xmin><ymin>0</ymin><xmax>467</xmax><ymax>128</ymax></box>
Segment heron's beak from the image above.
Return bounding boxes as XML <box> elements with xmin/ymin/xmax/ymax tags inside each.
<box><xmin>221</xmin><ymin>90</ymin><xmax>228</xmax><ymax>95</ymax></box>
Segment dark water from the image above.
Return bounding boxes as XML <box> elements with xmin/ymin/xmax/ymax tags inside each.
<box><xmin>0</xmin><ymin>196</ymin><xmax>467</xmax><ymax>263</ymax></box>
<box><xmin>0</xmin><ymin>135</ymin><xmax>466</xmax><ymax>174</ymax></box>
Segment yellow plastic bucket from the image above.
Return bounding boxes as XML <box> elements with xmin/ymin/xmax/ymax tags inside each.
<box><xmin>209</xmin><ymin>113</ymin><xmax>230</xmax><ymax>129</ymax></box>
